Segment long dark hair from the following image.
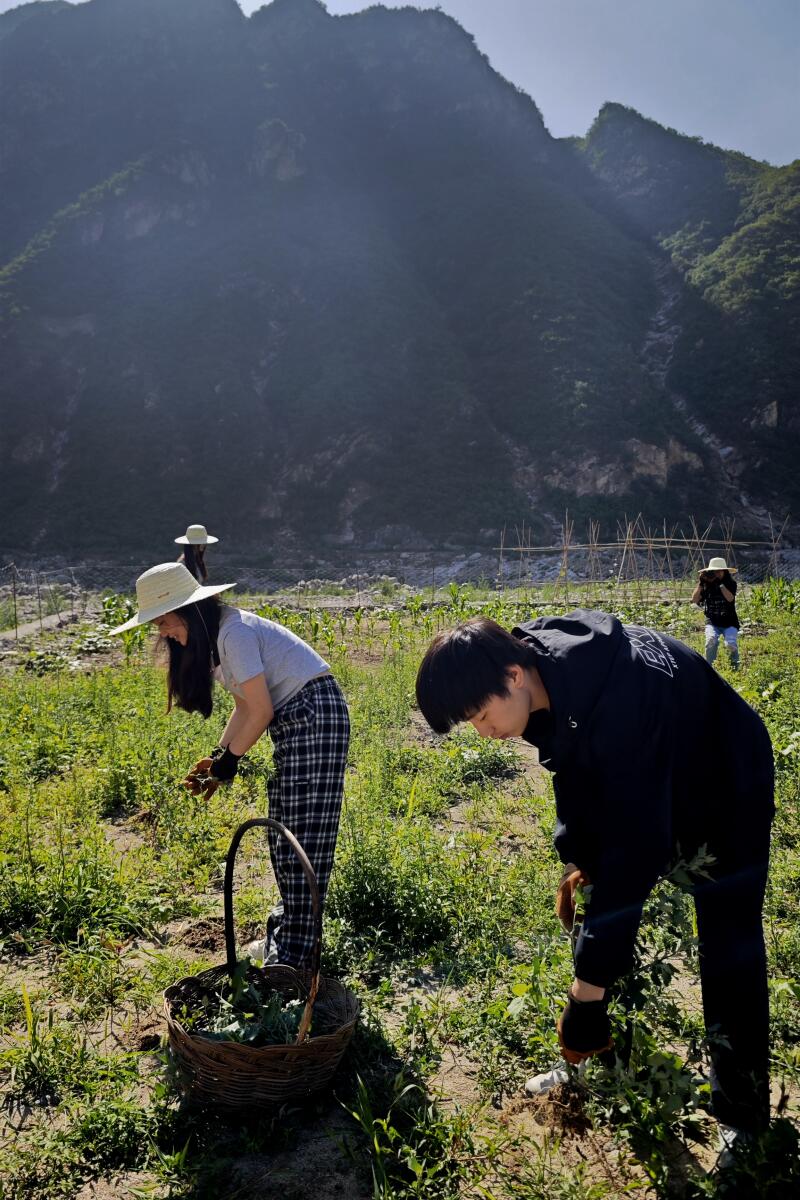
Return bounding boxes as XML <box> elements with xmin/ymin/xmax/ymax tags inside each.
<box><xmin>180</xmin><ymin>544</ymin><xmax>208</xmax><ymax>582</ymax></box>
<box><xmin>163</xmin><ymin>597</ymin><xmax>222</xmax><ymax>717</ymax></box>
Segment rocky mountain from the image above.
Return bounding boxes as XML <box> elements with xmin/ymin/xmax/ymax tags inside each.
<box><xmin>580</xmin><ymin>104</ymin><xmax>799</xmax><ymax>525</ymax></box>
<box><xmin>0</xmin><ymin>0</ymin><xmax>796</xmax><ymax>558</ymax></box>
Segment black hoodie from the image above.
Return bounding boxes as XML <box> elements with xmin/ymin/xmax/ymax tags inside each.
<box><xmin>511</xmin><ymin>611</ymin><xmax>773</xmax><ymax>988</ymax></box>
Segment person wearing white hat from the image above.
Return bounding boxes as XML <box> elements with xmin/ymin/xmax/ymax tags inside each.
<box><xmin>174</xmin><ymin>524</ymin><xmax>218</xmax><ymax>583</ymax></box>
<box><xmin>691</xmin><ymin>557</ymin><xmax>740</xmax><ymax>670</ymax></box>
<box><xmin>109</xmin><ymin>562</ymin><xmax>350</xmax><ymax>969</ymax></box>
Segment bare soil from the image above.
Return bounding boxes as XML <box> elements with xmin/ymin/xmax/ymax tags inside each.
<box><xmin>499</xmin><ymin>1087</ymin><xmax>652</xmax><ymax>1195</ymax></box>
<box><xmin>222</xmin><ymin>1108</ymin><xmax>369</xmax><ymax>1200</ymax></box>
<box><xmin>74</xmin><ymin>1172</ymin><xmax>160</xmax><ymax>1199</ymax></box>
<box><xmin>173</xmin><ymin>916</ymin><xmax>226</xmax><ymax>955</ymax></box>
<box><xmin>429</xmin><ymin>1044</ymin><xmax>483</xmax><ymax>1111</ymax></box>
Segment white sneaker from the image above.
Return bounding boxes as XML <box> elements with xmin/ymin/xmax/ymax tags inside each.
<box><xmin>524</xmin><ymin>1065</ymin><xmax>570</xmax><ymax>1096</ymax></box>
<box><xmin>242</xmin><ymin>938</ymin><xmax>278</xmax><ymax>964</ymax></box>
<box><xmin>243</xmin><ymin>938</ymin><xmax>265</xmax><ymax>960</ymax></box>
<box><xmin>717</xmin><ymin>1123</ymin><xmax>751</xmax><ymax>1170</ymax></box>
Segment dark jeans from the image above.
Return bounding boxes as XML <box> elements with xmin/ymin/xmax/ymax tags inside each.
<box><xmin>601</xmin><ymin>821</ymin><xmax>772</xmax><ymax>1133</ymax></box>
<box><xmin>693</xmin><ymin>825</ymin><xmax>772</xmax><ymax>1132</ymax></box>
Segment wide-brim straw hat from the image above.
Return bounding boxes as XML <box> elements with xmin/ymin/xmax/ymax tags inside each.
<box><xmin>109</xmin><ymin>563</ymin><xmax>234</xmax><ymax>635</ymax></box>
<box><xmin>704</xmin><ymin>556</ymin><xmax>737</xmax><ymax>573</ymax></box>
<box><xmin>175</xmin><ymin>524</ymin><xmax>219</xmax><ymax>545</ymax></box>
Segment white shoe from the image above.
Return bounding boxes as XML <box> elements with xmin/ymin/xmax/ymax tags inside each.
<box><xmin>243</xmin><ymin>938</ymin><xmax>265</xmax><ymax>960</ymax></box>
<box><xmin>717</xmin><ymin>1123</ymin><xmax>751</xmax><ymax>1170</ymax></box>
<box><xmin>242</xmin><ymin>938</ymin><xmax>278</xmax><ymax>964</ymax></box>
<box><xmin>524</xmin><ymin>1066</ymin><xmax>570</xmax><ymax>1096</ymax></box>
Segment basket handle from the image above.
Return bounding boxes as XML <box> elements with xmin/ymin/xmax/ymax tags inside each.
<box><xmin>223</xmin><ymin>816</ymin><xmax>321</xmax><ymax>1045</ymax></box>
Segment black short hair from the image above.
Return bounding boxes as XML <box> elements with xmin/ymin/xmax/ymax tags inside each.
<box><xmin>415</xmin><ymin>617</ymin><xmax>537</xmax><ymax>734</ymax></box>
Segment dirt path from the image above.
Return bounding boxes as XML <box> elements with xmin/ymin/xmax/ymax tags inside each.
<box><xmin>0</xmin><ymin>611</ymin><xmax>78</xmax><ymax>642</ymax></box>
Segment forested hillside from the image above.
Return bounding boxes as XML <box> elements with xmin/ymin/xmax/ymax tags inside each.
<box><xmin>0</xmin><ymin>0</ymin><xmax>796</xmax><ymax>556</ymax></box>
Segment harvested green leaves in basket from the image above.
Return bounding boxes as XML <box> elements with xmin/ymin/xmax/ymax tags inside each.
<box><xmin>180</xmin><ymin>960</ymin><xmax>310</xmax><ymax>1046</ymax></box>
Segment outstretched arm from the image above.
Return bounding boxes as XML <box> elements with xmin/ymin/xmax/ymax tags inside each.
<box><xmin>219</xmin><ymin>674</ymin><xmax>274</xmax><ymax>755</ymax></box>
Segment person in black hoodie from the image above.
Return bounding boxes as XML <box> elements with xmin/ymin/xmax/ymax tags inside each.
<box><xmin>415</xmin><ymin>610</ymin><xmax>774</xmax><ymax>1146</ymax></box>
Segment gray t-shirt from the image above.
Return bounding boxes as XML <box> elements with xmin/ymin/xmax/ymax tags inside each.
<box><xmin>214</xmin><ymin>606</ymin><xmax>329</xmax><ymax>710</ymax></box>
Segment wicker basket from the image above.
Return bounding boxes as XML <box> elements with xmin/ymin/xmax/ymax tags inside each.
<box><xmin>164</xmin><ymin>817</ymin><xmax>359</xmax><ymax>1108</ymax></box>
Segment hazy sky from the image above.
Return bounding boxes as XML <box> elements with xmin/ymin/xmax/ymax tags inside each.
<box><xmin>3</xmin><ymin>0</ymin><xmax>797</xmax><ymax>164</ymax></box>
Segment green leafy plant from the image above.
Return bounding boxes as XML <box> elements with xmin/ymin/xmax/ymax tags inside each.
<box><xmin>1</xmin><ymin>986</ymin><xmax>93</xmax><ymax>1103</ymax></box>
<box><xmin>100</xmin><ymin>593</ymin><xmax>148</xmax><ymax>662</ymax></box>
<box><xmin>179</xmin><ymin>961</ymin><xmax>309</xmax><ymax>1046</ymax></box>
<box><xmin>346</xmin><ymin>1072</ymin><xmax>485</xmax><ymax>1199</ymax></box>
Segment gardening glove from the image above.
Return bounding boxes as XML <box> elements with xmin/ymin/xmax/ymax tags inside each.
<box><xmin>209</xmin><ymin>747</ymin><xmax>241</xmax><ymax>783</ymax></box>
<box><xmin>182</xmin><ymin>748</ymin><xmax>240</xmax><ymax>798</ymax></box>
<box><xmin>183</xmin><ymin>756</ymin><xmax>214</xmax><ymax>795</ymax></box>
<box><xmin>183</xmin><ymin>744</ymin><xmax>226</xmax><ymax>784</ymax></box>
<box><xmin>556</xmin><ymin>866</ymin><xmax>591</xmax><ymax>933</ymax></box>
<box><xmin>557</xmin><ymin>995</ymin><xmax>613</xmax><ymax>1065</ymax></box>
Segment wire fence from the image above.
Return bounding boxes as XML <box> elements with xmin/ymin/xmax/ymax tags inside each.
<box><xmin>0</xmin><ymin>515</ymin><xmax>795</xmax><ymax>640</ymax></box>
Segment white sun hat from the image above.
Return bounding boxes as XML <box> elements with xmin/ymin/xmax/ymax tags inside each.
<box><xmin>175</xmin><ymin>523</ymin><xmax>219</xmax><ymax>545</ymax></box>
<box><xmin>108</xmin><ymin>563</ymin><xmax>234</xmax><ymax>635</ymax></box>
<box><xmin>704</xmin><ymin>556</ymin><xmax>737</xmax><ymax>573</ymax></box>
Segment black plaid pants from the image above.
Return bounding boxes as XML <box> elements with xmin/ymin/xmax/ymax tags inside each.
<box><xmin>265</xmin><ymin>674</ymin><xmax>349</xmax><ymax>967</ymax></box>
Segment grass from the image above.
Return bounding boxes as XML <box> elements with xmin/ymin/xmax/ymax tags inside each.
<box><xmin>0</xmin><ymin>580</ymin><xmax>798</xmax><ymax>1198</ymax></box>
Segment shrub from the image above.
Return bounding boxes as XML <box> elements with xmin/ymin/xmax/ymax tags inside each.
<box><xmin>328</xmin><ymin>818</ymin><xmax>458</xmax><ymax>958</ymax></box>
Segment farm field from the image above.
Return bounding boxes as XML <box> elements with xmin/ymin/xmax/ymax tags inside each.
<box><xmin>1</xmin><ymin>581</ymin><xmax>799</xmax><ymax>1199</ymax></box>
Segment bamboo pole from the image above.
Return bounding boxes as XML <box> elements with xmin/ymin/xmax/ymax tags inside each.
<box><xmin>562</xmin><ymin>510</ymin><xmax>573</xmax><ymax>608</ymax></box>
<box><xmin>45</xmin><ymin>574</ymin><xmax>62</xmax><ymax>624</ymax></box>
<box><xmin>35</xmin><ymin>572</ymin><xmax>43</xmax><ymax>634</ymax></box>
<box><xmin>616</xmin><ymin>518</ymin><xmax>630</xmax><ymax>592</ymax></box>
<box><xmin>631</xmin><ymin>514</ymin><xmax>644</xmax><ymax>605</ymax></box>
<box><xmin>491</xmin><ymin>514</ymin><xmax>778</xmax><ymax>595</ymax></box>
<box><xmin>768</xmin><ymin>514</ymin><xmax>789</xmax><ymax>579</ymax></box>
<box><xmin>587</xmin><ymin>519</ymin><xmax>601</xmax><ymax>605</ymax></box>
<box><xmin>11</xmin><ymin>565</ymin><xmax>18</xmax><ymax>641</ymax></box>
<box><xmin>720</xmin><ymin>515</ymin><xmax>736</xmax><ymax>573</ymax></box>
<box><xmin>663</xmin><ymin>521</ymin><xmax>678</xmax><ymax>601</ymax></box>
<box><xmin>497</xmin><ymin>534</ymin><xmax>765</xmax><ymax>552</ymax></box>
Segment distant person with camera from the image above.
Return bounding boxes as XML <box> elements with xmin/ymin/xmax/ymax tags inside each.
<box><xmin>691</xmin><ymin>557</ymin><xmax>740</xmax><ymax>670</ymax></box>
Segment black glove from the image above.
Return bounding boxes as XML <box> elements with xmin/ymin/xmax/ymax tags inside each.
<box><xmin>209</xmin><ymin>747</ymin><xmax>241</xmax><ymax>782</ymax></box>
<box><xmin>557</xmin><ymin>994</ymin><xmax>613</xmax><ymax>1064</ymax></box>
<box><xmin>183</xmin><ymin>747</ymin><xmax>241</xmax><ymax>797</ymax></box>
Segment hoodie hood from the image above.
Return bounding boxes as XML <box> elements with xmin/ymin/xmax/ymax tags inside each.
<box><xmin>512</xmin><ymin>610</ymin><xmax>625</xmax><ymax>767</ymax></box>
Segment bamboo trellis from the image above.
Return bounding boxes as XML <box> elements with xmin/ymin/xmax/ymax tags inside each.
<box><xmin>497</xmin><ymin>513</ymin><xmax>788</xmax><ymax>602</ymax></box>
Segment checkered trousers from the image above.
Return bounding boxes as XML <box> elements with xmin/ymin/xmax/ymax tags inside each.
<box><xmin>265</xmin><ymin>674</ymin><xmax>350</xmax><ymax>967</ymax></box>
